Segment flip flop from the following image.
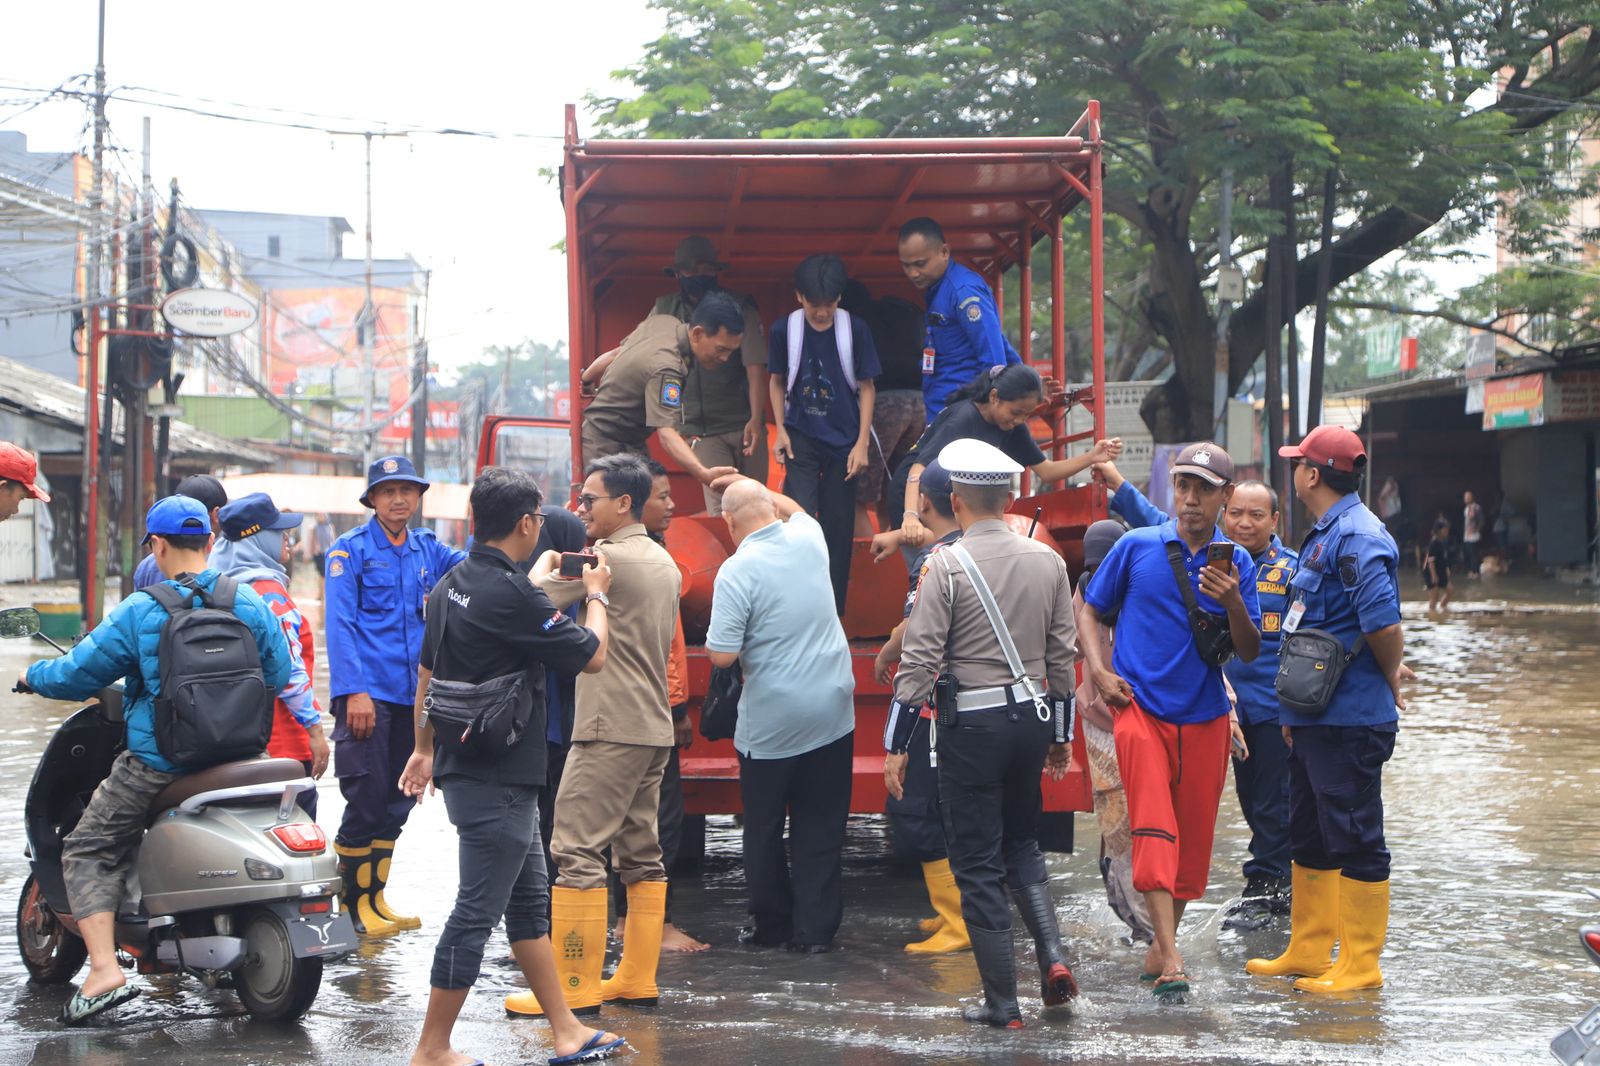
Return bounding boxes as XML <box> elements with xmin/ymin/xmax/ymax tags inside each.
<box><xmin>1139</xmin><ymin>971</ymin><xmax>1159</xmax><ymax>983</ymax></box>
<box><xmin>61</xmin><ymin>984</ymin><xmax>140</xmax><ymax>1025</ymax></box>
<box><xmin>1153</xmin><ymin>970</ymin><xmax>1191</xmax><ymax>997</ymax></box>
<box><xmin>549</xmin><ymin>1031</ymin><xmax>627</xmax><ymax>1065</ymax></box>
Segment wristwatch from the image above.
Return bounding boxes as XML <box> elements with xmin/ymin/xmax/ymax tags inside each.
<box><xmin>584</xmin><ymin>591</ymin><xmax>610</xmax><ymax>607</ymax></box>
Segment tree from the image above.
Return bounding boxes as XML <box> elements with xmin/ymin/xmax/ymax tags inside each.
<box><xmin>437</xmin><ymin>340</ymin><xmax>570</xmax><ymax>417</ymax></box>
<box><xmin>595</xmin><ymin>0</ymin><xmax>1600</xmax><ymax>440</ymax></box>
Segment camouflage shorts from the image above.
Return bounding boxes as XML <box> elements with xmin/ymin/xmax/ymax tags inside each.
<box><xmin>857</xmin><ymin>389</ymin><xmax>926</xmax><ymax>515</ymax></box>
<box><xmin>62</xmin><ymin>750</ymin><xmax>181</xmax><ymax>918</ymax></box>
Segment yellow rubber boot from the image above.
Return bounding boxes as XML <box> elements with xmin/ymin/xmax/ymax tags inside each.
<box><xmin>1294</xmin><ymin>878</ymin><xmax>1388</xmax><ymax>994</ymax></box>
<box><xmin>506</xmin><ymin>885</ymin><xmax>605</xmax><ymax>1017</ymax></box>
<box><xmin>335</xmin><ymin>844</ymin><xmax>398</xmax><ymax>938</ymax></box>
<box><xmin>906</xmin><ymin>860</ymin><xmax>971</xmax><ymax>954</ymax></box>
<box><xmin>602</xmin><ymin>880</ymin><xmax>667</xmax><ymax>1005</ymax></box>
<box><xmin>1246</xmin><ymin>864</ymin><xmax>1340</xmax><ymax>977</ymax></box>
<box><xmin>919</xmin><ymin>916</ymin><xmax>945</xmax><ymax>935</ymax></box>
<box><xmin>369</xmin><ymin>839</ymin><xmax>421</xmax><ymax>931</ymax></box>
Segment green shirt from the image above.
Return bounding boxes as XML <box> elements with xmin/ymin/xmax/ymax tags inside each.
<box><xmin>651</xmin><ymin>290</ymin><xmax>767</xmax><ymax>436</ymax></box>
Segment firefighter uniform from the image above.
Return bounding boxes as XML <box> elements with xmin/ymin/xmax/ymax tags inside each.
<box><xmin>326</xmin><ymin>456</ymin><xmax>466</xmax><ymax>935</ymax></box>
<box><xmin>888</xmin><ymin>439</ymin><xmax>1078</xmax><ymax>1028</ymax></box>
<box><xmin>1248</xmin><ymin>427</ymin><xmax>1401</xmax><ymax>994</ymax></box>
<box><xmin>920</xmin><ymin>261</ymin><xmax>1021</xmax><ymax>422</ymax></box>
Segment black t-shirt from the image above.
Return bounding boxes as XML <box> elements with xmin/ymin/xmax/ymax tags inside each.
<box><xmin>534</xmin><ymin>506</ymin><xmax>587</xmax><ymax>746</ymax></box>
<box><xmin>1424</xmin><ymin>538</ymin><xmax>1451</xmax><ymax>582</ymax></box>
<box><xmin>421</xmin><ymin>544</ymin><xmax>598</xmax><ymax>786</ymax></box>
<box><xmin>902</xmin><ymin>398</ymin><xmax>1047</xmax><ymax>473</ymax></box>
<box><xmin>852</xmin><ymin>295</ymin><xmax>926</xmax><ymax>391</ymax></box>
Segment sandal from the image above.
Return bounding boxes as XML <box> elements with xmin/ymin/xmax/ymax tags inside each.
<box><xmin>549</xmin><ymin>1030</ymin><xmax>627</xmax><ymax>1065</ymax></box>
<box><xmin>1152</xmin><ymin>970</ymin><xmax>1190</xmax><ymax>996</ymax></box>
<box><xmin>61</xmin><ymin>984</ymin><xmax>140</xmax><ymax>1025</ymax></box>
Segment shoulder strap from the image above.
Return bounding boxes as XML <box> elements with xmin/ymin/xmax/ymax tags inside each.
<box><xmin>785</xmin><ymin>309</ymin><xmax>805</xmax><ymax>398</ymax></box>
<box><xmin>835</xmin><ymin>308</ymin><xmax>857</xmax><ymax>394</ymax></box>
<box><xmin>210</xmin><ymin>574</ymin><xmax>237</xmax><ymax>611</ymax></box>
<box><xmin>948</xmin><ymin>544</ymin><xmax>1048</xmax><ymax>719</ymax></box>
<box><xmin>1164</xmin><ymin>542</ymin><xmax>1201</xmax><ymax>615</ymax></box>
<box><xmin>144</xmin><ymin>581</ymin><xmax>187</xmax><ymax>614</ymax></box>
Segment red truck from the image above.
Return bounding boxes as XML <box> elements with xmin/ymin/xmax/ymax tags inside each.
<box><xmin>476</xmin><ymin>103</ymin><xmax>1111</xmax><ymax>865</ymax></box>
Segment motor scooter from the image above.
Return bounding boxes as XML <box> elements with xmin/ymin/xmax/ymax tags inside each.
<box><xmin>1552</xmin><ymin>888</ymin><xmax>1600</xmax><ymax>1064</ymax></box>
<box><xmin>8</xmin><ymin>606</ymin><xmax>356</xmax><ymax>1021</ymax></box>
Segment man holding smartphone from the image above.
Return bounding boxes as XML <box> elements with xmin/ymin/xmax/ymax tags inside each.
<box><xmin>1079</xmin><ymin>442</ymin><xmax>1261</xmax><ymax>998</ymax></box>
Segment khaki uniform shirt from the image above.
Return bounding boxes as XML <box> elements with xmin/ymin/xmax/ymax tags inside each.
<box><xmin>581</xmin><ymin>315</ymin><xmax>692</xmax><ymax>460</ymax></box>
<box><xmin>894</xmin><ymin>518</ymin><xmax>1079</xmax><ymax>705</ymax></box>
<box><xmin>651</xmin><ymin>291</ymin><xmax>767</xmax><ymax>436</ymax></box>
<box><xmin>541</xmin><ymin>523</ymin><xmax>678</xmax><ymax>747</ymax></box>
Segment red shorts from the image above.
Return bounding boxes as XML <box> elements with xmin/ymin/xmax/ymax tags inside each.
<box><xmin>1113</xmin><ymin>698</ymin><xmax>1230</xmax><ymax>902</ymax></box>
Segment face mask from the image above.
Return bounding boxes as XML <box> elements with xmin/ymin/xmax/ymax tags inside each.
<box><xmin>680</xmin><ymin>274</ymin><xmax>720</xmax><ymax>302</ymax></box>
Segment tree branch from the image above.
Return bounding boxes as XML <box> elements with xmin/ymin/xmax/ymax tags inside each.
<box><xmin>1330</xmin><ymin>299</ymin><xmax>1553</xmax><ymax>354</ymax></box>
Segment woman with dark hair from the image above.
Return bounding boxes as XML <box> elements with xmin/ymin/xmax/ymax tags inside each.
<box><xmin>890</xmin><ymin>364</ymin><xmax>1122</xmax><ymax>548</ymax></box>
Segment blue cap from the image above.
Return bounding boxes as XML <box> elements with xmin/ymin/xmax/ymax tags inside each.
<box><xmin>218</xmin><ymin>492</ymin><xmax>303</xmax><ymax>541</ymax></box>
<box><xmin>919</xmin><ymin>459</ymin><xmax>952</xmax><ymax>498</ymax></box>
<box><xmin>360</xmin><ymin>454</ymin><xmax>430</xmax><ymax>508</ymax></box>
<box><xmin>143</xmin><ymin>495</ymin><xmax>211</xmax><ymax>544</ymax></box>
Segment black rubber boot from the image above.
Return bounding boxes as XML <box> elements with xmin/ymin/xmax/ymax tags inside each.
<box><xmin>961</xmin><ymin>925</ymin><xmax>1023</xmax><ymax>1029</ymax></box>
<box><xmin>1011</xmin><ymin>881</ymin><xmax>1078</xmax><ymax>1005</ymax></box>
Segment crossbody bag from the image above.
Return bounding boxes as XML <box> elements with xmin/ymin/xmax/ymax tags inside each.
<box><xmin>1164</xmin><ymin>542</ymin><xmax>1235</xmax><ymax>667</ymax></box>
<box><xmin>422</xmin><ymin>587</ymin><xmax>534</xmax><ymax>761</ymax></box>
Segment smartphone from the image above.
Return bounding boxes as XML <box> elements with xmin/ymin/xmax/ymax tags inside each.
<box><xmin>1206</xmin><ymin>541</ymin><xmax>1234</xmax><ymax>574</ymax></box>
<box><xmin>559</xmin><ymin>551</ymin><xmax>597</xmax><ymax>579</ymax></box>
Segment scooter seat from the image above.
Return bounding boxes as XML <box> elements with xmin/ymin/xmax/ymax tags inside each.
<box><xmin>148</xmin><ymin>758</ymin><xmax>308</xmax><ymax>823</ymax></box>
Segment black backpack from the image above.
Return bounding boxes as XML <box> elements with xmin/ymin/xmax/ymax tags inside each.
<box><xmin>145</xmin><ymin>575</ymin><xmax>275</xmax><ymax>770</ymax></box>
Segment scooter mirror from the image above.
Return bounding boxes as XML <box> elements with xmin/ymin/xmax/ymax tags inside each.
<box><xmin>0</xmin><ymin>608</ymin><xmax>41</xmax><ymax>639</ymax></box>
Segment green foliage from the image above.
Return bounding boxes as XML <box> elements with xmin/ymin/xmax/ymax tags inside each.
<box><xmin>437</xmin><ymin>340</ymin><xmax>570</xmax><ymax>417</ymax></box>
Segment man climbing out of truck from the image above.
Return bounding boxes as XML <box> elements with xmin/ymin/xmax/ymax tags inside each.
<box><xmin>580</xmin><ymin>291</ymin><xmax>745</xmax><ymax>492</ymax></box>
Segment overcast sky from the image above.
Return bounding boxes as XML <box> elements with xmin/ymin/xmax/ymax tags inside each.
<box><xmin>6</xmin><ymin>0</ymin><xmax>665</xmax><ymax>374</ymax></box>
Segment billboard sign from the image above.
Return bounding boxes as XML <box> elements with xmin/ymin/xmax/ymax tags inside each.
<box><xmin>1482</xmin><ymin>372</ymin><xmax>1545</xmax><ymax>430</ymax></box>
<box><xmin>160</xmin><ymin>288</ymin><xmax>259</xmax><ymax>337</ymax></box>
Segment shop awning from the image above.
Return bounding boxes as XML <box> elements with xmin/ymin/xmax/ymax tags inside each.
<box><xmin>219</xmin><ymin>472</ymin><xmax>469</xmax><ymax>520</ymax></box>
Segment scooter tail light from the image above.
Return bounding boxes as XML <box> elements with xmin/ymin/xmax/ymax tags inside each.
<box><xmin>269</xmin><ymin>823</ymin><xmax>328</xmax><ymax>854</ymax></box>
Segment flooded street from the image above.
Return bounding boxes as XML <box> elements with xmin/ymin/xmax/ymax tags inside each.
<box><xmin>0</xmin><ymin>574</ymin><xmax>1597</xmax><ymax>1064</ymax></box>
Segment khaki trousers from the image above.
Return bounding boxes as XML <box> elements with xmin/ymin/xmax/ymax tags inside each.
<box><xmin>550</xmin><ymin>740</ymin><xmax>671</xmax><ymax>890</ymax></box>
<box><xmin>691</xmin><ymin>427</ymin><xmax>768</xmax><ymax>514</ymax></box>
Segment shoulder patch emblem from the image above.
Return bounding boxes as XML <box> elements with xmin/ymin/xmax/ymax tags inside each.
<box><xmin>966</xmin><ymin>303</ymin><xmax>982</xmax><ymax>322</ymax></box>
<box><xmin>328</xmin><ymin>559</ymin><xmax>345</xmax><ymax>577</ymax></box>
<box><xmin>957</xmin><ymin>294</ymin><xmax>982</xmax><ymax>307</ymax></box>
<box><xmin>661</xmin><ymin>378</ymin><xmax>683</xmax><ymax>408</ymax></box>
<box><xmin>1264</xmin><ymin>567</ymin><xmax>1282</xmax><ymax>584</ymax></box>
<box><xmin>542</xmin><ymin>611</ymin><xmax>565</xmax><ymax>631</ymax></box>
<box><xmin>1338</xmin><ymin>554</ymin><xmax>1359</xmax><ymax>587</ymax></box>
<box><xmin>328</xmin><ymin>549</ymin><xmax>350</xmax><ymax>559</ymax></box>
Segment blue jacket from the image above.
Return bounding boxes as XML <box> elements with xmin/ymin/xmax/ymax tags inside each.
<box><xmin>1109</xmin><ymin>480</ymin><xmax>1297</xmax><ymax>723</ymax></box>
<box><xmin>1282</xmin><ymin>493</ymin><xmax>1401</xmax><ymax>729</ymax></box>
<box><xmin>324</xmin><ymin>518</ymin><xmax>466</xmax><ymax>706</ymax></box>
<box><xmin>922</xmin><ymin>261</ymin><xmax>1020</xmax><ymax>421</ymax></box>
<box><xmin>27</xmin><ymin>569</ymin><xmax>294</xmax><ymax>773</ymax></box>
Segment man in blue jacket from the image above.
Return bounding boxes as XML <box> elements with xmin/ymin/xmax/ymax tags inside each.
<box><xmin>325</xmin><ymin>455</ymin><xmax>465</xmax><ymax>936</ymax></box>
<box><xmin>1096</xmin><ymin>459</ymin><xmax>1300</xmax><ymax>928</ymax></box>
<box><xmin>23</xmin><ymin>496</ymin><xmax>292</xmax><ymax>1024</ymax></box>
<box><xmin>897</xmin><ymin>217</ymin><xmax>1022</xmax><ymax>422</ymax></box>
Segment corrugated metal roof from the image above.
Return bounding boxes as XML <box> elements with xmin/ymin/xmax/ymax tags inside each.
<box><xmin>0</xmin><ymin>352</ymin><xmax>274</xmax><ymax>467</ymax></box>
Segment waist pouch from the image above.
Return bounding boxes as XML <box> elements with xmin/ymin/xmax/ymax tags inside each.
<box><xmin>1275</xmin><ymin>628</ymin><xmax>1363</xmax><ymax>717</ymax></box>
<box><xmin>1165</xmin><ymin>542</ymin><xmax>1234</xmax><ymax>667</ymax></box>
<box><xmin>424</xmin><ymin>671</ymin><xmax>531</xmax><ymax>760</ymax></box>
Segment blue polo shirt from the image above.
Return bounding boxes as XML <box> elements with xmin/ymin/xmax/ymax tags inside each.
<box><xmin>1281</xmin><ymin>493</ymin><xmax>1401</xmax><ymax>730</ymax></box>
<box><xmin>1085</xmin><ymin>521</ymin><xmax>1260</xmax><ymax>724</ymax></box>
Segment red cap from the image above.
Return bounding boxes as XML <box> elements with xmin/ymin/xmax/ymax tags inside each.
<box><xmin>0</xmin><ymin>443</ymin><xmax>49</xmax><ymax>503</ymax></box>
<box><xmin>1279</xmin><ymin>425</ymin><xmax>1366</xmax><ymax>474</ymax></box>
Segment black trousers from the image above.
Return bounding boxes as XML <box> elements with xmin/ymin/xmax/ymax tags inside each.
<box><xmin>737</xmin><ymin>731</ymin><xmax>854</xmax><ymax>946</ymax></box>
<box><xmin>1287</xmin><ymin>725</ymin><xmax>1396</xmax><ymax>882</ymax></box>
<box><xmin>938</xmin><ymin>710</ymin><xmax>1051</xmax><ymax>932</ymax></box>
<box><xmin>332</xmin><ymin>697</ymin><xmax>416</xmax><ymax>848</ymax></box>
<box><xmin>886</xmin><ymin>716</ymin><xmax>947</xmax><ymax>863</ymax></box>
<box><xmin>782</xmin><ymin>429</ymin><xmax>856</xmax><ymax>615</ymax></box>
<box><xmin>1234</xmin><ymin>717</ymin><xmax>1291</xmax><ymax>881</ymax></box>
<box><xmin>613</xmin><ymin>745</ymin><xmax>683</xmax><ymax>922</ymax></box>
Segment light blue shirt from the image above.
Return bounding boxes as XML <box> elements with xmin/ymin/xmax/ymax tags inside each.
<box><xmin>706</xmin><ymin>513</ymin><xmax>856</xmax><ymax>760</ymax></box>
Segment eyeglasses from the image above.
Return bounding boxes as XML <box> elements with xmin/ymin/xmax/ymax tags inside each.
<box><xmin>576</xmin><ymin>494</ymin><xmax>615</xmax><ymax>508</ymax></box>
<box><xmin>527</xmin><ymin>511</ymin><xmax>544</xmax><ymax>523</ymax></box>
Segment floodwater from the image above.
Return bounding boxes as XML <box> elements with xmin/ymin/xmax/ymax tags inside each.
<box><xmin>1</xmin><ymin>573</ymin><xmax>1597</xmax><ymax>1064</ymax></box>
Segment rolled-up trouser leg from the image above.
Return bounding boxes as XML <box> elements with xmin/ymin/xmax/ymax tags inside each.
<box><xmin>62</xmin><ymin>751</ymin><xmax>180</xmax><ymax>919</ymax></box>
<box><xmin>430</xmin><ymin>781</ymin><xmax>540</xmax><ymax>990</ymax></box>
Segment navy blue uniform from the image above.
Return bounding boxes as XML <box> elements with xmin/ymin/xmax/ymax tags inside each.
<box><xmin>1283</xmin><ymin>492</ymin><xmax>1401</xmax><ymax>882</ymax></box>
<box><xmin>325</xmin><ymin>518</ymin><xmax>466</xmax><ymax>847</ymax></box>
<box><xmin>921</xmin><ymin>262</ymin><xmax>1020</xmax><ymax>422</ymax></box>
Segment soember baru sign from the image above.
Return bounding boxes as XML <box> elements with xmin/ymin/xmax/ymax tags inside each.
<box><xmin>159</xmin><ymin>288</ymin><xmax>259</xmax><ymax>338</ymax></box>
<box><xmin>1482</xmin><ymin>372</ymin><xmax>1545</xmax><ymax>430</ymax></box>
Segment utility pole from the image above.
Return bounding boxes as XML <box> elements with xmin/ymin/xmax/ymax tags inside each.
<box><xmin>1307</xmin><ymin>167</ymin><xmax>1337</xmax><ymax>433</ymax></box>
<box><xmin>360</xmin><ymin>131</ymin><xmax>376</xmax><ymax>470</ymax></box>
<box><xmin>80</xmin><ymin>0</ymin><xmax>108</xmax><ymax>629</ymax></box>
<box><xmin>411</xmin><ymin>269</ymin><xmax>430</xmax><ymax>487</ymax></box>
<box><xmin>1264</xmin><ymin>167</ymin><xmax>1288</xmax><ymax>513</ymax></box>
<box><xmin>1213</xmin><ymin>166</ymin><xmax>1234</xmax><ymax>449</ymax></box>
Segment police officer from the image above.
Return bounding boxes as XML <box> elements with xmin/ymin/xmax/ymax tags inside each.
<box><xmin>886</xmin><ymin>439</ymin><xmax>1079</xmax><ymax>1028</ymax></box>
<box><xmin>326</xmin><ymin>455</ymin><xmax>466</xmax><ymax>936</ymax></box>
<box><xmin>653</xmin><ymin>236</ymin><xmax>770</xmax><ymax>515</ymax></box>
<box><xmin>1247</xmin><ymin>425</ymin><xmax>1404</xmax><ymax>994</ymax></box>
<box><xmin>896</xmin><ymin>217</ymin><xmax>1021</xmax><ymax>422</ymax></box>
<box><xmin>1097</xmin><ymin>461</ymin><xmax>1300</xmax><ymax>930</ymax></box>
<box><xmin>580</xmin><ymin>291</ymin><xmax>745</xmax><ymax>490</ymax></box>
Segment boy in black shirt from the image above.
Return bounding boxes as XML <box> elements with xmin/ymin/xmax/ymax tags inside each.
<box><xmin>768</xmin><ymin>254</ymin><xmax>882</xmax><ymax>614</ymax></box>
